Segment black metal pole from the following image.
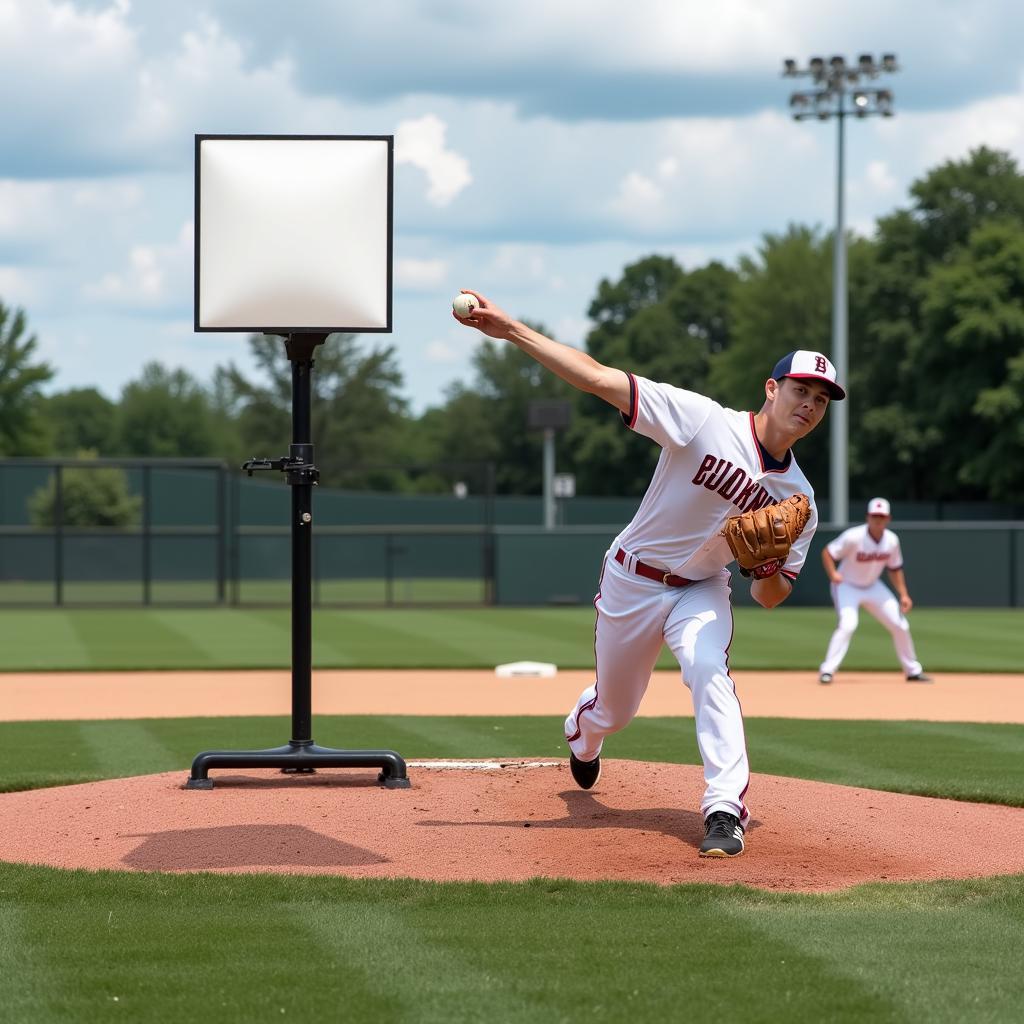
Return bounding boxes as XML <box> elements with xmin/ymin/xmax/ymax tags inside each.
<box><xmin>142</xmin><ymin>465</ymin><xmax>152</xmax><ymax>606</ymax></box>
<box><xmin>186</xmin><ymin>332</ymin><xmax>409</xmax><ymax>790</ymax></box>
<box><xmin>216</xmin><ymin>464</ymin><xmax>227</xmax><ymax>605</ymax></box>
<box><xmin>290</xmin><ymin>343</ymin><xmax>315</xmax><ymax>746</ymax></box>
<box><xmin>55</xmin><ymin>466</ymin><xmax>64</xmax><ymax>607</ymax></box>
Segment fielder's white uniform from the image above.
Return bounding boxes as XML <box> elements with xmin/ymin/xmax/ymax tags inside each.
<box><xmin>818</xmin><ymin>525</ymin><xmax>923</xmax><ymax>678</ymax></box>
<box><xmin>564</xmin><ymin>374</ymin><xmax>817</xmax><ymax>826</ymax></box>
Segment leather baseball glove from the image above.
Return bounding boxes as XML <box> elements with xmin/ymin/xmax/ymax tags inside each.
<box><xmin>721</xmin><ymin>493</ymin><xmax>811</xmax><ymax>579</ymax></box>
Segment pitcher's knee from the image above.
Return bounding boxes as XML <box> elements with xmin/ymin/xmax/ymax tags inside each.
<box><xmin>572</xmin><ymin>700</ymin><xmax>636</xmax><ymax>738</ymax></box>
<box><xmin>682</xmin><ymin>661</ymin><xmax>733</xmax><ymax>697</ymax></box>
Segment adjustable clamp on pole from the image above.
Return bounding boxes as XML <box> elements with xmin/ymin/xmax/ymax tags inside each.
<box><xmin>242</xmin><ymin>450</ymin><xmax>320</xmax><ymax>487</ymax></box>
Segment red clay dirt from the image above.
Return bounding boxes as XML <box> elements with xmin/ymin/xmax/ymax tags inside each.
<box><xmin>2</xmin><ymin>669</ymin><xmax>1023</xmax><ymax>891</ymax></box>
<box><xmin>2</xmin><ymin>669</ymin><xmax>1023</xmax><ymax>722</ymax></box>
<box><xmin>1</xmin><ymin>760</ymin><xmax>1023</xmax><ymax>892</ymax></box>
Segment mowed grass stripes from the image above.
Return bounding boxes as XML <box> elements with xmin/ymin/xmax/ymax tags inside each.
<box><xmin>2</xmin><ymin>716</ymin><xmax>1023</xmax><ymax>806</ymax></box>
<box><xmin>0</xmin><ymin>607</ymin><xmax>1021</xmax><ymax>671</ymax></box>
<box><xmin>1</xmin><ymin>865</ymin><xmax>1023</xmax><ymax>1024</ymax></box>
<box><xmin>1</xmin><ymin>714</ymin><xmax>1023</xmax><ymax>1023</ymax></box>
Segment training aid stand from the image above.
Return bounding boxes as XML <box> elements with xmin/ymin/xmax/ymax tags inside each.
<box><xmin>186</xmin><ymin>332</ymin><xmax>410</xmax><ymax>790</ymax></box>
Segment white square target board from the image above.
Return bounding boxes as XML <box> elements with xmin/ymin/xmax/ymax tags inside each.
<box><xmin>194</xmin><ymin>134</ymin><xmax>393</xmax><ymax>333</ymax></box>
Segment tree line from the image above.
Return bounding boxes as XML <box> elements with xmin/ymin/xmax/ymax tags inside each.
<box><xmin>2</xmin><ymin>146</ymin><xmax>1022</xmax><ymax>503</ymax></box>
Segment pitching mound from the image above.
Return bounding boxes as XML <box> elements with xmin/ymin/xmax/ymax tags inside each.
<box><xmin>2</xmin><ymin>760</ymin><xmax>1022</xmax><ymax>892</ymax></box>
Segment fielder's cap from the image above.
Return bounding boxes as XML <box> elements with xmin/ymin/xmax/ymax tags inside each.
<box><xmin>771</xmin><ymin>350</ymin><xmax>846</xmax><ymax>400</ymax></box>
<box><xmin>867</xmin><ymin>497</ymin><xmax>891</xmax><ymax>516</ymax></box>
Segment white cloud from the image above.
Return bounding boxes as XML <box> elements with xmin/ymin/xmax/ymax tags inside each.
<box><xmin>0</xmin><ymin>180</ymin><xmax>61</xmax><ymax>235</ymax></box>
<box><xmin>395</xmin><ymin>258</ymin><xmax>449</xmax><ymax>290</ymax></box>
<box><xmin>610</xmin><ymin>172</ymin><xmax>666</xmax><ymax>224</ymax></box>
<box><xmin>910</xmin><ymin>90</ymin><xmax>1024</xmax><ymax>165</ymax></box>
<box><xmin>865</xmin><ymin>160</ymin><xmax>897</xmax><ymax>193</ymax></box>
<box><xmin>425</xmin><ymin>340</ymin><xmax>459</xmax><ymax>363</ymax></box>
<box><xmin>657</xmin><ymin>157</ymin><xmax>680</xmax><ymax>180</ymax></box>
<box><xmin>71</xmin><ymin>181</ymin><xmax>144</xmax><ymax>210</ymax></box>
<box><xmin>7</xmin><ymin>0</ymin><xmax>1024</xmax><ymax>418</ymax></box>
<box><xmin>82</xmin><ymin>221</ymin><xmax>192</xmax><ymax>309</ymax></box>
<box><xmin>0</xmin><ymin>0</ymin><xmax>136</xmax><ymax>68</ymax></box>
<box><xmin>552</xmin><ymin>315</ymin><xmax>589</xmax><ymax>348</ymax></box>
<box><xmin>0</xmin><ymin>266</ymin><xmax>35</xmax><ymax>304</ymax></box>
<box><xmin>395</xmin><ymin>115</ymin><xmax>472</xmax><ymax>206</ymax></box>
<box><xmin>488</xmin><ymin>245</ymin><xmax>549</xmax><ymax>285</ymax></box>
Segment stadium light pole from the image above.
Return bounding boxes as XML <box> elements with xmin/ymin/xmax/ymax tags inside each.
<box><xmin>783</xmin><ymin>53</ymin><xmax>898</xmax><ymax>526</ymax></box>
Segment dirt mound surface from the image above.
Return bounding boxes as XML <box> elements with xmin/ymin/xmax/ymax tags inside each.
<box><xmin>2</xmin><ymin>760</ymin><xmax>1021</xmax><ymax>892</ymax></box>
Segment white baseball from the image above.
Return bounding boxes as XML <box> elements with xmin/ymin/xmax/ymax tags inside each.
<box><xmin>452</xmin><ymin>293</ymin><xmax>478</xmax><ymax>318</ymax></box>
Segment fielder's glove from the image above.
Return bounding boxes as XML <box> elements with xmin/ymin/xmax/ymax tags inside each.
<box><xmin>721</xmin><ymin>493</ymin><xmax>811</xmax><ymax>580</ymax></box>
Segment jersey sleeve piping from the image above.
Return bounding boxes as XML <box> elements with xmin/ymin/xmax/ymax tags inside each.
<box><xmin>620</xmin><ymin>372</ymin><xmax>639</xmax><ymax>429</ymax></box>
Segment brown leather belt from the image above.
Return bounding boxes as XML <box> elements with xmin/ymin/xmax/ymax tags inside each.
<box><xmin>614</xmin><ymin>548</ymin><xmax>693</xmax><ymax>587</ymax></box>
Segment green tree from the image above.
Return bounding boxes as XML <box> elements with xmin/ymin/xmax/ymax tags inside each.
<box><xmin>859</xmin><ymin>147</ymin><xmax>1024</xmax><ymax>499</ymax></box>
<box><xmin>44</xmin><ymin>387</ymin><xmax>116</xmax><ymax>455</ymax></box>
<box><xmin>904</xmin><ymin>146</ymin><xmax>1024</xmax><ymax>261</ymax></box>
<box><xmin>219</xmin><ymin>333</ymin><xmax>410</xmax><ymax>488</ymax></box>
<box><xmin>705</xmin><ymin>226</ymin><xmax>874</xmax><ymax>495</ymax></box>
<box><xmin>708</xmin><ymin>226</ymin><xmax>828</xmax><ymax>403</ymax></box>
<box><xmin>0</xmin><ymin>302</ymin><xmax>54</xmax><ymax>455</ymax></box>
<box><xmin>29</xmin><ymin>452</ymin><xmax>141</xmax><ymax>527</ymax></box>
<box><xmin>568</xmin><ymin>258</ymin><xmax>738</xmax><ymax>496</ymax></box>
<box><xmin>913</xmin><ymin>221</ymin><xmax>1024</xmax><ymax>500</ymax></box>
<box><xmin>116</xmin><ymin>363</ymin><xmax>217</xmax><ymax>457</ymax></box>
<box><xmin>422</xmin><ymin>327</ymin><xmax>574</xmax><ymax>495</ymax></box>
<box><xmin>586</xmin><ymin>255</ymin><xmax>686</xmax><ymax>366</ymax></box>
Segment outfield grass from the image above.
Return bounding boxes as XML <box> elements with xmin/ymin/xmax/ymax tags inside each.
<box><xmin>2</xmin><ymin>863</ymin><xmax>1022</xmax><ymax>1024</ymax></box>
<box><xmin>2</xmin><ymin>715</ymin><xmax>1023</xmax><ymax>806</ymax></box>
<box><xmin>0</xmin><ymin>606</ymin><xmax>1020</xmax><ymax>672</ymax></box>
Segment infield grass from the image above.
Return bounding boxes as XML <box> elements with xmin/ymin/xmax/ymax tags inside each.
<box><xmin>2</xmin><ymin>715</ymin><xmax>1023</xmax><ymax>806</ymax></box>
<box><xmin>0</xmin><ymin>606</ymin><xmax>1020</xmax><ymax>671</ymax></box>
<box><xmin>2</xmin><ymin>715</ymin><xmax>1024</xmax><ymax>1023</ymax></box>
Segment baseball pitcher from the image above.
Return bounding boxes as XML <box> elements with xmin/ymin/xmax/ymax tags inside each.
<box><xmin>454</xmin><ymin>291</ymin><xmax>844</xmax><ymax>858</ymax></box>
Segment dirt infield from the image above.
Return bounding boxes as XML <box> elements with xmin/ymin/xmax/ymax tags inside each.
<box><xmin>2</xmin><ymin>668</ymin><xmax>1023</xmax><ymax>722</ymax></box>
<box><xmin>1</xmin><ymin>760</ymin><xmax>1022</xmax><ymax>892</ymax></box>
<box><xmin>2</xmin><ymin>669</ymin><xmax>1022</xmax><ymax>891</ymax></box>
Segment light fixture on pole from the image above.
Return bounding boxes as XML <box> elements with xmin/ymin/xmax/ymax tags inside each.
<box><xmin>782</xmin><ymin>53</ymin><xmax>899</xmax><ymax>526</ymax></box>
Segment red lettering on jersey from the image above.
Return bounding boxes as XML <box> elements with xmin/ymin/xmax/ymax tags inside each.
<box><xmin>741</xmin><ymin>486</ymin><xmax>769</xmax><ymax>511</ymax></box>
<box><xmin>717</xmin><ymin>467</ymin><xmax>746</xmax><ymax>501</ymax></box>
<box><xmin>732</xmin><ymin>477</ymin><xmax>759</xmax><ymax>510</ymax></box>
<box><xmin>814</xmin><ymin>356</ymin><xmax>827</xmax><ymax>373</ymax></box>
<box><xmin>691</xmin><ymin>453</ymin><xmax>717</xmax><ymax>486</ymax></box>
<box><xmin>856</xmin><ymin>552</ymin><xmax>889</xmax><ymax>562</ymax></box>
<box><xmin>704</xmin><ymin>459</ymin><xmax>733</xmax><ymax>491</ymax></box>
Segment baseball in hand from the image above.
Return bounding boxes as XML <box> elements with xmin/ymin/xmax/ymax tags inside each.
<box><xmin>452</xmin><ymin>293</ymin><xmax>478</xmax><ymax>318</ymax></box>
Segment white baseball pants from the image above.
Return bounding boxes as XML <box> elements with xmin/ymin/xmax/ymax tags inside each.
<box><xmin>819</xmin><ymin>579</ymin><xmax>922</xmax><ymax>677</ymax></box>
<box><xmin>564</xmin><ymin>551</ymin><xmax>750</xmax><ymax>825</ymax></box>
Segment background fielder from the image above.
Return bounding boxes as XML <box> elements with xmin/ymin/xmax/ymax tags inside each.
<box><xmin>818</xmin><ymin>497</ymin><xmax>931</xmax><ymax>684</ymax></box>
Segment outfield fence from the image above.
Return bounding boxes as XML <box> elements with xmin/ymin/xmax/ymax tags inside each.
<box><xmin>0</xmin><ymin>459</ymin><xmax>1021</xmax><ymax>608</ymax></box>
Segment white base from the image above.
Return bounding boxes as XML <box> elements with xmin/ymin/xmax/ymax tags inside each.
<box><xmin>495</xmin><ymin>661</ymin><xmax>557</xmax><ymax>678</ymax></box>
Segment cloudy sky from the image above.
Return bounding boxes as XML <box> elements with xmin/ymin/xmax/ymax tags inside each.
<box><xmin>4</xmin><ymin>0</ymin><xmax>1024</xmax><ymax>414</ymax></box>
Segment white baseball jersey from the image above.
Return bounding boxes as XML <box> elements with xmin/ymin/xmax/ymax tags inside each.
<box><xmin>826</xmin><ymin>524</ymin><xmax>903</xmax><ymax>587</ymax></box>
<box><xmin>613</xmin><ymin>374</ymin><xmax>818</xmax><ymax>582</ymax></box>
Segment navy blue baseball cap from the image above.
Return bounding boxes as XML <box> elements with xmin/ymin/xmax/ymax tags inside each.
<box><xmin>771</xmin><ymin>350</ymin><xmax>846</xmax><ymax>400</ymax></box>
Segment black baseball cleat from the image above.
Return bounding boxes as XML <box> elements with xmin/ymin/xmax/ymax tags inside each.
<box><xmin>819</xmin><ymin>673</ymin><xmax>833</xmax><ymax>685</ymax></box>
<box><xmin>568</xmin><ymin>752</ymin><xmax>601</xmax><ymax>790</ymax></box>
<box><xmin>699</xmin><ymin>811</ymin><xmax>745</xmax><ymax>858</ymax></box>
<box><xmin>906</xmin><ymin>673</ymin><xmax>933</xmax><ymax>683</ymax></box>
